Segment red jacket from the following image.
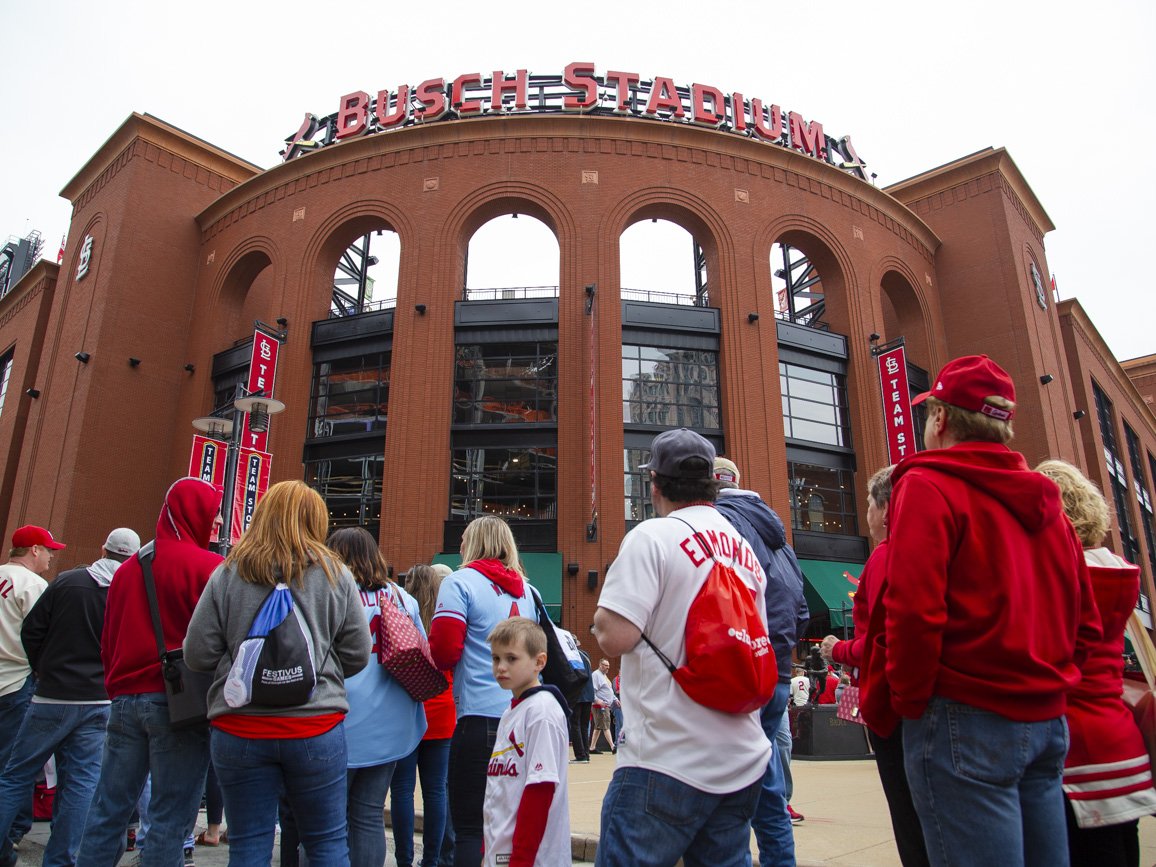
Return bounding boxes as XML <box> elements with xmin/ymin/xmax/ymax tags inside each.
<box><xmin>102</xmin><ymin>478</ymin><xmax>223</xmax><ymax>698</ymax></box>
<box><xmin>831</xmin><ymin>540</ymin><xmax>888</xmax><ymax>675</ymax></box>
<box><xmin>1063</xmin><ymin>550</ymin><xmax>1156</xmax><ymax>827</ymax></box>
<box><xmin>868</xmin><ymin>442</ymin><xmax>1100</xmax><ymax>725</ymax></box>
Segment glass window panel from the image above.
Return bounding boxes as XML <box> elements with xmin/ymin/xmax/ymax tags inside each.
<box><xmin>789</xmin><ymin>397</ymin><xmax>838</xmax><ymax>425</ymax></box>
<box><xmin>787</xmin><ymin>462</ymin><xmax>858</xmax><ymax>535</ymax></box>
<box><xmin>622</xmin><ymin>344</ymin><xmax>721</xmax><ymax>433</ymax></box>
<box><xmin>454</xmin><ymin>343</ymin><xmax>557</xmax><ymax>425</ymax></box>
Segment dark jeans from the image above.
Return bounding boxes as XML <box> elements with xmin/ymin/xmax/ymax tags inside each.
<box><xmin>390</xmin><ymin>738</ymin><xmax>450</xmax><ymax>867</ymax></box>
<box><xmin>447</xmin><ymin>715</ymin><xmax>499</xmax><ymax>867</ymax></box>
<box><xmin>0</xmin><ymin>676</ymin><xmax>35</xmax><ymax>845</ymax></box>
<box><xmin>868</xmin><ymin>724</ymin><xmax>929</xmax><ymax>867</ymax></box>
<box><xmin>1065</xmin><ymin>799</ymin><xmax>1138</xmax><ymax>867</ymax></box>
<box><xmin>569</xmin><ymin>702</ymin><xmax>591</xmax><ymax>760</ymax></box>
<box><xmin>205</xmin><ymin>761</ymin><xmax>224</xmax><ymax>827</ymax></box>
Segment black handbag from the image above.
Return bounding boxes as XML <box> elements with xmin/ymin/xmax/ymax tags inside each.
<box><xmin>529</xmin><ymin>586</ymin><xmax>588</xmax><ymax>704</ymax></box>
<box><xmin>140</xmin><ymin>541</ymin><xmax>213</xmax><ymax>730</ymax></box>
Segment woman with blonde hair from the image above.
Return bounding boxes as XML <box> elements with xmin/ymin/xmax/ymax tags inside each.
<box><xmin>185</xmin><ymin>481</ymin><xmax>370</xmax><ymax>867</ymax></box>
<box><xmin>390</xmin><ymin>564</ymin><xmax>456</xmax><ymax>867</ymax></box>
<box><xmin>427</xmin><ymin>516</ymin><xmax>539</xmax><ymax>867</ymax></box>
<box><xmin>1037</xmin><ymin>459</ymin><xmax>1156</xmax><ymax>867</ymax></box>
<box><xmin>326</xmin><ymin>527</ymin><xmax>427</xmax><ymax>867</ymax></box>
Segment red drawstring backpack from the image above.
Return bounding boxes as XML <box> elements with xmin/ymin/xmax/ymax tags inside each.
<box><xmin>641</xmin><ymin>516</ymin><xmax>777</xmax><ymax>714</ymax></box>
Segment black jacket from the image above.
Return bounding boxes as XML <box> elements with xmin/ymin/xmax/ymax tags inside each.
<box><xmin>715</xmin><ymin>488</ymin><xmax>809</xmax><ymax>682</ymax></box>
<box><xmin>21</xmin><ymin>564</ymin><xmax>112</xmax><ymax>701</ymax></box>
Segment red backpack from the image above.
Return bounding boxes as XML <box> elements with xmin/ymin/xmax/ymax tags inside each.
<box><xmin>641</xmin><ymin>516</ymin><xmax>777</xmax><ymax>714</ymax></box>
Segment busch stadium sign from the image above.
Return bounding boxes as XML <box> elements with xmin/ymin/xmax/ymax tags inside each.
<box><xmin>281</xmin><ymin>63</ymin><xmax>868</xmax><ymax>181</ymax></box>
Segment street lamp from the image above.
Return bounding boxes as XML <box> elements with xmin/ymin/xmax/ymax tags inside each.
<box><xmin>191</xmin><ymin>387</ymin><xmax>285</xmax><ymax>553</ymax></box>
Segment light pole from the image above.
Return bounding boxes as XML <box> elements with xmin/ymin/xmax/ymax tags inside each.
<box><xmin>192</xmin><ymin>387</ymin><xmax>285</xmax><ymax>554</ymax></box>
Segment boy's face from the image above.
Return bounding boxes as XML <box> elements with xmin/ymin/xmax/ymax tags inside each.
<box><xmin>491</xmin><ymin>639</ymin><xmax>547</xmax><ymax>699</ymax></box>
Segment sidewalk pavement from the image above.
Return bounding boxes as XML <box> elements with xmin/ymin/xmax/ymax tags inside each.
<box><xmin>13</xmin><ymin>753</ymin><xmax>1156</xmax><ymax>865</ymax></box>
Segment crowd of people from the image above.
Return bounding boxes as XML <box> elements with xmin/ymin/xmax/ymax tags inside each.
<box><xmin>0</xmin><ymin>352</ymin><xmax>1154</xmax><ymax>867</ymax></box>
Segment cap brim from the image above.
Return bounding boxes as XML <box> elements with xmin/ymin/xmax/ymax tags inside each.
<box><xmin>911</xmin><ymin>390</ymin><xmax>931</xmax><ymax>406</ymax></box>
<box><xmin>44</xmin><ymin>541</ymin><xmax>67</xmax><ymax>550</ymax></box>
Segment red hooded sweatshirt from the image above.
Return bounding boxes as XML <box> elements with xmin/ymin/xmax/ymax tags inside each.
<box><xmin>102</xmin><ymin>478</ymin><xmax>224</xmax><ymax>698</ymax></box>
<box><xmin>861</xmin><ymin>442</ymin><xmax>1100</xmax><ymax>730</ymax></box>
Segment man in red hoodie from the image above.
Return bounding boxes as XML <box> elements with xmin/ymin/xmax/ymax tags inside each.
<box><xmin>76</xmin><ymin>478</ymin><xmax>223</xmax><ymax>867</ymax></box>
<box><xmin>866</xmin><ymin>355</ymin><xmax>1100</xmax><ymax>867</ymax></box>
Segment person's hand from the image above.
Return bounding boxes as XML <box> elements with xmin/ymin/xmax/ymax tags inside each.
<box><xmin>819</xmin><ymin>634</ymin><xmax>839</xmax><ymax>662</ymax></box>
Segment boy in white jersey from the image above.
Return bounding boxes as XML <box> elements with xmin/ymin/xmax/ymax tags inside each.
<box><xmin>483</xmin><ymin>617</ymin><xmax>571</xmax><ymax>866</ymax></box>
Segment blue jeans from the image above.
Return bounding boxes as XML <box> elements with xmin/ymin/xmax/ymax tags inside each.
<box><xmin>610</xmin><ymin>701</ymin><xmax>624</xmax><ymax>746</ymax></box>
<box><xmin>212</xmin><ymin>724</ymin><xmax>349</xmax><ymax>867</ymax></box>
<box><xmin>0</xmin><ymin>702</ymin><xmax>109</xmax><ymax>867</ymax></box>
<box><xmin>596</xmin><ymin>766</ymin><xmax>761</xmax><ymax>867</ymax></box>
<box><xmin>76</xmin><ymin>693</ymin><xmax>209</xmax><ymax>867</ymax></box>
<box><xmin>903</xmin><ymin>697</ymin><xmax>1069</xmax><ymax>867</ymax></box>
<box><xmin>346</xmin><ymin>761</ymin><xmax>396</xmax><ymax>867</ymax></box>
<box><xmin>751</xmin><ymin>683</ymin><xmax>793</xmax><ymax>867</ymax></box>
<box><xmin>0</xmin><ymin>676</ymin><xmax>35</xmax><ymax>845</ymax></box>
<box><xmin>776</xmin><ymin>707</ymin><xmax>793</xmax><ymax>802</ymax></box>
<box><xmin>391</xmin><ymin>738</ymin><xmax>451</xmax><ymax>867</ymax></box>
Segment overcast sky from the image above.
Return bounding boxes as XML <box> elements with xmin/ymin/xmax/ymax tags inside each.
<box><xmin>2</xmin><ymin>0</ymin><xmax>1152</xmax><ymax>361</ymax></box>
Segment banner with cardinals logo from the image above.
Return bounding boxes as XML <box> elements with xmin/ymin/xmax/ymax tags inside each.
<box><xmin>876</xmin><ymin>345</ymin><xmax>917</xmax><ymax>464</ymax></box>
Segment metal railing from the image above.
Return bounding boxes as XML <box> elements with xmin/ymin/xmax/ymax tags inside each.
<box><xmin>620</xmin><ymin>287</ymin><xmax>710</xmax><ymax>307</ymax></box>
<box><xmin>328</xmin><ymin>296</ymin><xmax>397</xmax><ymax>319</ymax></box>
<box><xmin>463</xmin><ymin>285</ymin><xmax>560</xmax><ymax>301</ymax></box>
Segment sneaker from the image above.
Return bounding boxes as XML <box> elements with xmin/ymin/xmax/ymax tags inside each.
<box><xmin>569</xmin><ymin>757</ymin><xmax>590</xmax><ymax>764</ymax></box>
<box><xmin>787</xmin><ymin>805</ymin><xmax>804</xmax><ymax>824</ymax></box>
<box><xmin>184</xmin><ymin>846</ymin><xmax>196</xmax><ymax>867</ymax></box>
<box><xmin>125</xmin><ymin>828</ymin><xmax>137</xmax><ymax>851</ymax></box>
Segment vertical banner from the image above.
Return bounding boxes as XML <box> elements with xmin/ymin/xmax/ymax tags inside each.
<box><xmin>876</xmin><ymin>345</ymin><xmax>917</xmax><ymax>464</ymax></box>
<box><xmin>189</xmin><ymin>436</ymin><xmax>228</xmax><ymax>543</ymax></box>
<box><xmin>188</xmin><ymin>435</ymin><xmax>227</xmax><ymax>490</ymax></box>
<box><xmin>242</xmin><ymin>328</ymin><xmax>281</xmax><ymax>451</ymax></box>
<box><xmin>231</xmin><ymin>448</ymin><xmax>272</xmax><ymax>544</ymax></box>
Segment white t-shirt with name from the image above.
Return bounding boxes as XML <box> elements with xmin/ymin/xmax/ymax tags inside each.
<box><xmin>598</xmin><ymin>505</ymin><xmax>772</xmax><ymax>794</ymax></box>
<box><xmin>483</xmin><ymin>688</ymin><xmax>571</xmax><ymax>866</ymax></box>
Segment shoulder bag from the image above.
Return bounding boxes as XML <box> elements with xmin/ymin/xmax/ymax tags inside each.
<box><xmin>377</xmin><ymin>584</ymin><xmax>448</xmax><ymax>702</ymax></box>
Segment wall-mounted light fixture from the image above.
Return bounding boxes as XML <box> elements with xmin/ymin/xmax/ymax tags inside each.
<box><xmin>184</xmin><ymin>363</ymin><xmax>196</xmax><ymax>373</ymax></box>
<box><xmin>1039</xmin><ymin>374</ymin><xmax>1054</xmax><ymax>385</ymax></box>
<box><xmin>25</xmin><ymin>388</ymin><xmax>40</xmax><ymax>399</ymax></box>
<box><xmin>415</xmin><ymin>304</ymin><xmax>427</xmax><ymax>315</ymax></box>
<box><xmin>129</xmin><ymin>357</ymin><xmax>141</xmax><ymax>368</ymax></box>
<box><xmin>75</xmin><ymin>352</ymin><xmax>90</xmax><ymax>364</ymax></box>
<box><xmin>1073</xmin><ymin>410</ymin><xmax>1087</xmax><ymax>420</ymax></box>
<box><xmin>276</xmin><ymin>317</ymin><xmax>289</xmax><ymax>328</ymax></box>
<box><xmin>567</xmin><ymin>562</ymin><xmax>580</xmax><ymax>576</ymax></box>
<box><xmin>747</xmin><ymin>312</ymin><xmax>759</xmax><ymax>323</ymax></box>
<box><xmin>868</xmin><ymin>333</ymin><xmax>881</xmax><ymax>343</ymax></box>
<box><xmin>585</xmin><ymin>283</ymin><xmax>596</xmax><ymax>316</ymax></box>
<box><xmin>587</xmin><ymin>570</ymin><xmax>598</xmax><ymax>591</ymax></box>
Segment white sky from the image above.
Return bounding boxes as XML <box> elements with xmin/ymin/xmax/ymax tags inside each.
<box><xmin>2</xmin><ymin>0</ymin><xmax>1153</xmax><ymax>361</ymax></box>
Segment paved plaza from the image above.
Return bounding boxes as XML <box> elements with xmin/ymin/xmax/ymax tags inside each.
<box><xmin>12</xmin><ymin>752</ymin><xmax>1156</xmax><ymax>865</ymax></box>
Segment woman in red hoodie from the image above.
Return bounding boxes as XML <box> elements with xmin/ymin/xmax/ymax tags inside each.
<box><xmin>821</xmin><ymin>466</ymin><xmax>929</xmax><ymax>867</ymax></box>
<box><xmin>427</xmin><ymin>516</ymin><xmax>538</xmax><ymax>867</ymax></box>
<box><xmin>1037</xmin><ymin>460</ymin><xmax>1156</xmax><ymax>867</ymax></box>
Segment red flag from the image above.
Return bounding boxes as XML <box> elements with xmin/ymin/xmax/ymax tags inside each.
<box><xmin>56</xmin><ymin>236</ymin><xmax>65</xmax><ymax>264</ymax></box>
<box><xmin>1051</xmin><ymin>274</ymin><xmax>1058</xmax><ymax>300</ymax></box>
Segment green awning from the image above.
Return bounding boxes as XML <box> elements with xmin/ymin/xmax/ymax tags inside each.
<box><xmin>432</xmin><ymin>552</ymin><xmax>563</xmax><ymax>622</ymax></box>
<box><xmin>798</xmin><ymin>558</ymin><xmax>864</xmax><ymax>630</ymax></box>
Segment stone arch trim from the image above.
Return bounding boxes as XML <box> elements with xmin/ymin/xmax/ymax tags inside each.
<box><xmin>208</xmin><ymin>235</ymin><xmax>282</xmax><ymax>308</ymax></box>
<box><xmin>439</xmin><ymin>180</ymin><xmax>577</xmax><ymax>252</ymax></box>
<box><xmin>756</xmin><ymin>213</ymin><xmax>858</xmax><ymax>296</ymax></box>
<box><xmin>297</xmin><ymin>199</ymin><xmax>417</xmax><ymax>285</ymax></box>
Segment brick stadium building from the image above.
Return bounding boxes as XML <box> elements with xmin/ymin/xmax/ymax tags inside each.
<box><xmin>2</xmin><ymin>67</ymin><xmax>1154</xmax><ymax>637</ymax></box>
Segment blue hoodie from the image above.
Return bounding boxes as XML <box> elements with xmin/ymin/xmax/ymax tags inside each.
<box><xmin>715</xmin><ymin>489</ymin><xmax>809</xmax><ymax>682</ymax></box>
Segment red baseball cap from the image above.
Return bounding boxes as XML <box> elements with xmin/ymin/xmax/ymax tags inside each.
<box><xmin>11</xmin><ymin>525</ymin><xmax>67</xmax><ymax>550</ymax></box>
<box><xmin>911</xmin><ymin>355</ymin><xmax>1016</xmax><ymax>421</ymax></box>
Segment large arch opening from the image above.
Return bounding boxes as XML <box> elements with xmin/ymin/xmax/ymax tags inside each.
<box><xmin>619</xmin><ymin>213</ymin><xmax>721</xmax><ymax>529</ymax></box>
<box><xmin>464</xmin><ymin>211</ymin><xmax>560</xmax><ymax>300</ymax></box>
